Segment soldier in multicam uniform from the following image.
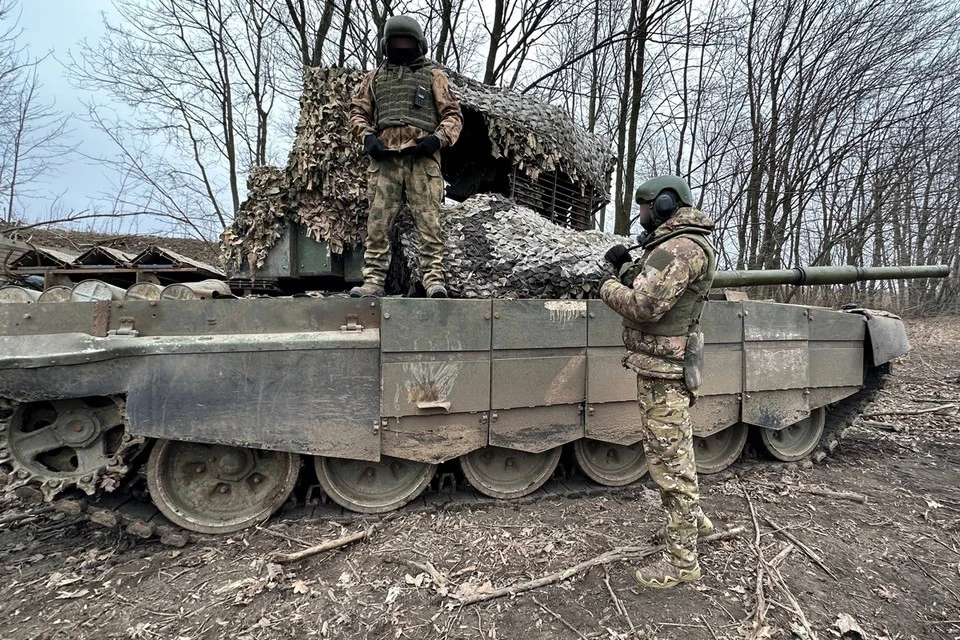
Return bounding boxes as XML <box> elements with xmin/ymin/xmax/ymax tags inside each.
<box><xmin>348</xmin><ymin>15</ymin><xmax>463</xmax><ymax>299</ymax></box>
<box><xmin>599</xmin><ymin>175</ymin><xmax>717</xmax><ymax>589</ymax></box>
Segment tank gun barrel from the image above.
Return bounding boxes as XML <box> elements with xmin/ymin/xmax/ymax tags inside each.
<box><xmin>711</xmin><ymin>264</ymin><xmax>951</xmax><ymax>288</ymax></box>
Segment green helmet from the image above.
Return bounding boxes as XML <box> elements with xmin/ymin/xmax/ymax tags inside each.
<box><xmin>634</xmin><ymin>175</ymin><xmax>694</xmax><ymax>207</ymax></box>
<box><xmin>380</xmin><ymin>15</ymin><xmax>428</xmax><ymax>57</ymax></box>
<box><xmin>634</xmin><ymin>175</ymin><xmax>695</xmax><ymax>227</ymax></box>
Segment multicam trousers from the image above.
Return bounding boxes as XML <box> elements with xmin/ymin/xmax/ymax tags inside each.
<box><xmin>363</xmin><ymin>155</ymin><xmax>445</xmax><ymax>289</ymax></box>
<box><xmin>637</xmin><ymin>375</ymin><xmax>703</xmax><ymax>569</ymax></box>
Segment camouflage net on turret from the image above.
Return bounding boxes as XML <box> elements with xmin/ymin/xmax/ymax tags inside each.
<box><xmin>221</xmin><ymin>167</ymin><xmax>287</xmax><ymax>271</ymax></box>
<box><xmin>222</xmin><ymin>65</ymin><xmax>614</xmax><ymax>286</ymax></box>
<box><xmin>446</xmin><ymin>71</ymin><xmax>611</xmax><ymax>188</ymax></box>
<box><xmin>287</xmin><ymin>68</ymin><xmax>369</xmax><ymax>253</ymax></box>
<box><xmin>392</xmin><ymin>194</ymin><xmax>629</xmax><ymax>299</ymax></box>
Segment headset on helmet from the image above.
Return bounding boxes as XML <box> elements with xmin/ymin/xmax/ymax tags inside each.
<box><xmin>652</xmin><ymin>190</ymin><xmax>679</xmax><ymax>225</ymax></box>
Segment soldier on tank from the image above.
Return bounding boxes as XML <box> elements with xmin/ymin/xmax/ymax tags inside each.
<box><xmin>348</xmin><ymin>15</ymin><xmax>463</xmax><ymax>299</ymax></box>
<box><xmin>599</xmin><ymin>176</ymin><xmax>717</xmax><ymax>589</ymax></box>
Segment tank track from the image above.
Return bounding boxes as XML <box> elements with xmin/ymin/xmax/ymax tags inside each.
<box><xmin>810</xmin><ymin>363</ymin><xmax>887</xmax><ymax>463</ymax></box>
<box><xmin>0</xmin><ymin>396</ymin><xmax>147</xmax><ymax>500</ymax></box>
<box><xmin>1</xmin><ymin>369</ymin><xmax>889</xmax><ymax>547</ymax></box>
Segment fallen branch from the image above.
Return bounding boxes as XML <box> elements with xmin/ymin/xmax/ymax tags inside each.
<box><xmin>532</xmin><ymin>597</ymin><xmax>590</xmax><ymax>640</ymax></box>
<box><xmin>742</xmin><ymin>486</ymin><xmax>770</xmax><ymax>640</ymax></box>
<box><xmin>454</xmin><ymin>527</ymin><xmax>744</xmax><ymax>606</ymax></box>
<box><xmin>909</xmin><ymin>556</ymin><xmax>960</xmax><ymax>603</ymax></box>
<box><xmin>267</xmin><ymin>529</ymin><xmax>367</xmax><ymax>564</ymax></box>
<box><xmin>745</xmin><ymin>479</ymin><xmax>867</xmax><ymax>504</ymax></box>
<box><xmin>762</xmin><ymin>515</ymin><xmax>838</xmax><ymax>582</ymax></box>
<box><xmin>860</xmin><ymin>420</ymin><xmax>902</xmax><ymax>432</ymax></box>
<box><xmin>0</xmin><ymin>506</ymin><xmax>55</xmax><ymax>526</ymax></box>
<box><xmin>385</xmin><ymin>557</ymin><xmax>450</xmax><ymax>595</ymax></box>
<box><xmin>603</xmin><ymin>568</ymin><xmax>636</xmax><ymax>635</ymax></box>
<box><xmin>862</xmin><ymin>403</ymin><xmax>957</xmax><ymax>418</ymax></box>
<box><xmin>770</xmin><ymin>542</ymin><xmax>795</xmax><ymax>568</ymax></box>
<box><xmin>799</xmin><ymin>486</ymin><xmax>867</xmax><ymax>504</ymax></box>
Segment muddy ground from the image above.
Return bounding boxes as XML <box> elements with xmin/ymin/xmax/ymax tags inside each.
<box><xmin>1</xmin><ymin>317</ymin><xmax>959</xmax><ymax>640</ymax></box>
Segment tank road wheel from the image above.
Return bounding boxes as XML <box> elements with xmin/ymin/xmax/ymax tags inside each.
<box><xmin>1</xmin><ymin>396</ymin><xmax>142</xmax><ymax>499</ymax></box>
<box><xmin>146</xmin><ymin>440</ymin><xmax>300</xmax><ymax>534</ymax></box>
<box><xmin>573</xmin><ymin>439</ymin><xmax>648</xmax><ymax>487</ymax></box>
<box><xmin>758</xmin><ymin>407</ymin><xmax>827</xmax><ymax>462</ymax></box>
<box><xmin>460</xmin><ymin>446</ymin><xmax>562</xmax><ymax>499</ymax></box>
<box><xmin>694</xmin><ymin>423</ymin><xmax>749</xmax><ymax>474</ymax></box>
<box><xmin>313</xmin><ymin>455</ymin><xmax>435</xmax><ymax>513</ymax></box>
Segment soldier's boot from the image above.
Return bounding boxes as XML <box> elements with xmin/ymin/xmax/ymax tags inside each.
<box><xmin>651</xmin><ymin>513</ymin><xmax>715</xmax><ymax>543</ymax></box>
<box><xmin>634</xmin><ymin>559</ymin><xmax>701</xmax><ymax>589</ymax></box>
<box><xmin>426</xmin><ymin>284</ymin><xmax>448</xmax><ymax>299</ymax></box>
<box><xmin>350</xmin><ymin>282</ymin><xmax>385</xmax><ymax>298</ymax></box>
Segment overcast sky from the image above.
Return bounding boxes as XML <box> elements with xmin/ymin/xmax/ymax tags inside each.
<box><xmin>19</xmin><ymin>0</ymin><xmax>119</xmax><ymax>221</ymax></box>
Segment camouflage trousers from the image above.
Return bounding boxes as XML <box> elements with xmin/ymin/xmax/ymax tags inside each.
<box><xmin>637</xmin><ymin>375</ymin><xmax>703</xmax><ymax>569</ymax></box>
<box><xmin>363</xmin><ymin>155</ymin><xmax>445</xmax><ymax>289</ymax></box>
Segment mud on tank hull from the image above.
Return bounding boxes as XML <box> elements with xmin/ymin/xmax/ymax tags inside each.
<box><xmin>0</xmin><ymin>297</ymin><xmax>908</xmax><ymax>535</ymax></box>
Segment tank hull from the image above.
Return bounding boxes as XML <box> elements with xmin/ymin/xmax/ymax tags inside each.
<box><xmin>0</xmin><ymin>296</ymin><xmax>903</xmax><ymax>459</ymax></box>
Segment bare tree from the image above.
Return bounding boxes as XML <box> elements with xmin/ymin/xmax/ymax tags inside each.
<box><xmin>69</xmin><ymin>0</ymin><xmax>284</xmax><ymax>236</ymax></box>
<box><xmin>0</xmin><ymin>0</ymin><xmax>74</xmax><ymax>224</ymax></box>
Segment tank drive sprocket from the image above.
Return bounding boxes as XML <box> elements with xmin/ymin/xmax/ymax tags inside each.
<box><xmin>0</xmin><ymin>395</ymin><xmax>145</xmax><ymax>500</ymax></box>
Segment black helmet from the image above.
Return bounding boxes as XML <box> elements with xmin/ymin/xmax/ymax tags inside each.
<box><xmin>380</xmin><ymin>15</ymin><xmax>428</xmax><ymax>57</ymax></box>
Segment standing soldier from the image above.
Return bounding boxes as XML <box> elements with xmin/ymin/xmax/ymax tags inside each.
<box><xmin>599</xmin><ymin>176</ymin><xmax>717</xmax><ymax>589</ymax></box>
<box><xmin>348</xmin><ymin>15</ymin><xmax>463</xmax><ymax>298</ymax></box>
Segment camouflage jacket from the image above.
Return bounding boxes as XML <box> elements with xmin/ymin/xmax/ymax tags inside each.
<box><xmin>349</xmin><ymin>60</ymin><xmax>463</xmax><ymax>163</ymax></box>
<box><xmin>599</xmin><ymin>208</ymin><xmax>716</xmax><ymax>378</ymax></box>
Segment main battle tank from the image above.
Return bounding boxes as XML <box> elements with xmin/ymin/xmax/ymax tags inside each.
<box><xmin>0</xmin><ymin>264</ymin><xmax>948</xmax><ymax>538</ymax></box>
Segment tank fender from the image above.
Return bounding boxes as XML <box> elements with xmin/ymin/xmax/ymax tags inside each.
<box><xmin>0</xmin><ymin>332</ymin><xmax>375</xmax><ymax>369</ymax></box>
<box><xmin>846</xmin><ymin>309</ymin><xmax>910</xmax><ymax>366</ymax></box>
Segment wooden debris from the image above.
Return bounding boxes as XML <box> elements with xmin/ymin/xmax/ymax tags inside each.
<box><xmin>0</xmin><ymin>506</ymin><xmax>55</xmax><ymax>526</ymax></box>
<box><xmin>800</xmin><ymin>486</ymin><xmax>867</xmax><ymax>504</ymax></box>
<box><xmin>267</xmin><ymin>529</ymin><xmax>367</xmax><ymax>564</ymax></box>
<box><xmin>860</xmin><ymin>419</ymin><xmax>902</xmax><ymax>432</ymax></box>
<box><xmin>532</xmin><ymin>596</ymin><xmax>590</xmax><ymax>640</ymax></box>
<box><xmin>454</xmin><ymin>527</ymin><xmax>744</xmax><ymax>606</ymax></box>
<box><xmin>761</xmin><ymin>515</ymin><xmax>838</xmax><ymax>581</ymax></box>
<box><xmin>746</xmin><ymin>479</ymin><xmax>867</xmax><ymax>504</ymax></box>
<box><xmin>862</xmin><ymin>403</ymin><xmax>957</xmax><ymax>417</ymax></box>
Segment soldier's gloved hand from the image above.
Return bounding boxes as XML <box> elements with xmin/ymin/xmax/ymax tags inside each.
<box><xmin>413</xmin><ymin>134</ymin><xmax>442</xmax><ymax>157</ymax></box>
<box><xmin>364</xmin><ymin>134</ymin><xmax>387</xmax><ymax>160</ymax></box>
<box><xmin>598</xmin><ymin>274</ymin><xmax>616</xmax><ymax>290</ymax></box>
<box><xmin>604</xmin><ymin>245</ymin><xmax>631</xmax><ymax>271</ymax></box>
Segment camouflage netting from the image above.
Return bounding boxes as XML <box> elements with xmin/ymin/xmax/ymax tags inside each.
<box><xmin>445</xmin><ymin>70</ymin><xmax>611</xmax><ymax>188</ymax></box>
<box><xmin>222</xmin><ymin>65</ymin><xmax>615</xmax><ymax>283</ymax></box>
<box><xmin>221</xmin><ymin>166</ymin><xmax>287</xmax><ymax>271</ymax></box>
<box><xmin>286</xmin><ymin>68</ymin><xmax>369</xmax><ymax>254</ymax></box>
<box><xmin>391</xmin><ymin>194</ymin><xmax>630</xmax><ymax>299</ymax></box>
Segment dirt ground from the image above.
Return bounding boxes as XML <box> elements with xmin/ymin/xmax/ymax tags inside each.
<box><xmin>1</xmin><ymin>317</ymin><xmax>959</xmax><ymax>640</ymax></box>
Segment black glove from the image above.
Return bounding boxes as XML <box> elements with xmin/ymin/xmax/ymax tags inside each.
<box><xmin>598</xmin><ymin>274</ymin><xmax>616</xmax><ymax>290</ymax></box>
<box><xmin>604</xmin><ymin>244</ymin><xmax>631</xmax><ymax>271</ymax></box>
<box><xmin>413</xmin><ymin>134</ymin><xmax>442</xmax><ymax>157</ymax></box>
<box><xmin>364</xmin><ymin>134</ymin><xmax>387</xmax><ymax>160</ymax></box>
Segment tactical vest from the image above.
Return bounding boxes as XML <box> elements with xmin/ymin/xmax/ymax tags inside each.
<box><xmin>621</xmin><ymin>229</ymin><xmax>717</xmax><ymax>337</ymax></box>
<box><xmin>373</xmin><ymin>62</ymin><xmax>440</xmax><ymax>134</ymax></box>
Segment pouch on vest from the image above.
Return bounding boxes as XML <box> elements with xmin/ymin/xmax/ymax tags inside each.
<box><xmin>683</xmin><ymin>328</ymin><xmax>705</xmax><ymax>395</ymax></box>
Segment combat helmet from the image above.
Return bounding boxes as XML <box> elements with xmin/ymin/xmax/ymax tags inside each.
<box><xmin>380</xmin><ymin>15</ymin><xmax>428</xmax><ymax>57</ymax></box>
<box><xmin>634</xmin><ymin>175</ymin><xmax>695</xmax><ymax>226</ymax></box>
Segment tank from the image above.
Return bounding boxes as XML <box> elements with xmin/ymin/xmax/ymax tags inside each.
<box><xmin>0</xmin><ymin>263</ymin><xmax>948</xmax><ymax>539</ymax></box>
